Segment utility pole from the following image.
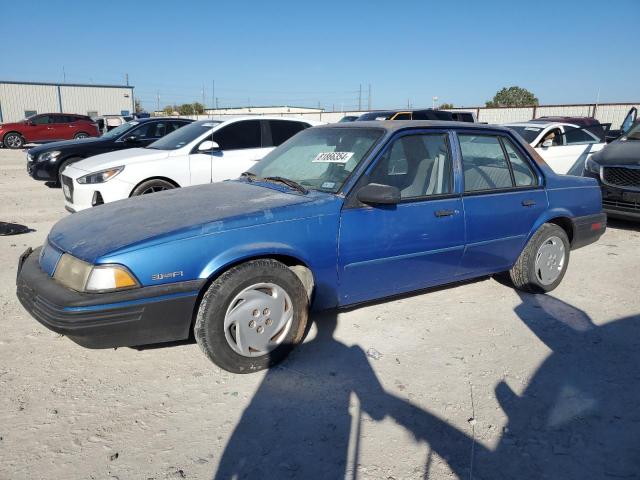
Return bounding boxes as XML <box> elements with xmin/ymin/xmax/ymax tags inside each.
<box><xmin>216</xmin><ymin>97</ymin><xmax>219</xmax><ymax>109</ymax></box>
<box><xmin>156</xmin><ymin>90</ymin><xmax>160</xmax><ymax>112</ymax></box>
<box><xmin>62</xmin><ymin>66</ymin><xmax>66</xmax><ymax>83</ymax></box>
<box><xmin>432</xmin><ymin>96</ymin><xmax>438</xmax><ymax>109</ymax></box>
<box><xmin>358</xmin><ymin>84</ymin><xmax>362</xmax><ymax>111</ymax></box>
<box><xmin>212</xmin><ymin>80</ymin><xmax>215</xmax><ymax>110</ymax></box>
<box><xmin>125</xmin><ymin>73</ymin><xmax>129</xmax><ymax>86</ymax></box>
<box><xmin>202</xmin><ymin>84</ymin><xmax>206</xmax><ymax>109</ymax></box>
<box><xmin>367</xmin><ymin>84</ymin><xmax>371</xmax><ymax>110</ymax></box>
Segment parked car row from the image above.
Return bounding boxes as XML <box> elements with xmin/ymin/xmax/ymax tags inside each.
<box><xmin>17</xmin><ymin>119</ymin><xmax>607</xmax><ymax>373</ymax></box>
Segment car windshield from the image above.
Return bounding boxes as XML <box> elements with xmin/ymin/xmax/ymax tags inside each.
<box><xmin>248</xmin><ymin>127</ymin><xmax>384</xmax><ymax>193</ymax></box>
<box><xmin>506</xmin><ymin>126</ymin><xmax>543</xmax><ymax>144</ymax></box>
<box><xmin>147</xmin><ymin>121</ymin><xmax>221</xmax><ymax>150</ymax></box>
<box><xmin>100</xmin><ymin>121</ymin><xmax>140</xmax><ymax>139</ymax></box>
<box><xmin>624</xmin><ymin>123</ymin><xmax>640</xmax><ymax>140</ymax></box>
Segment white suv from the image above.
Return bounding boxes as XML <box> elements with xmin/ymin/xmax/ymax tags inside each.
<box><xmin>61</xmin><ymin>116</ymin><xmax>318</xmax><ymax>212</ymax></box>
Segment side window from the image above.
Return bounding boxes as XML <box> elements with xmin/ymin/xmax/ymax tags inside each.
<box><xmin>392</xmin><ymin>112</ymin><xmax>412</xmax><ymax>120</ymax></box>
<box><xmin>268</xmin><ymin>120</ymin><xmax>307</xmax><ymax>147</ymax></box>
<box><xmin>167</xmin><ymin>121</ymin><xmax>186</xmax><ymax>133</ymax></box>
<box><xmin>31</xmin><ymin>115</ymin><xmax>50</xmax><ymax>125</ymax></box>
<box><xmin>538</xmin><ymin>128</ymin><xmax>563</xmax><ymax>147</ymax></box>
<box><xmin>368</xmin><ymin>133</ymin><xmax>452</xmax><ymax>199</ymax></box>
<box><xmin>212</xmin><ymin>120</ymin><xmax>261</xmax><ymax>150</ymax></box>
<box><xmin>562</xmin><ymin>126</ymin><xmax>599</xmax><ymax>145</ymax></box>
<box><xmin>130</xmin><ymin>122</ymin><xmax>166</xmax><ymax>139</ymax></box>
<box><xmin>24</xmin><ymin>110</ymin><xmax>38</xmax><ymax>119</ymax></box>
<box><xmin>502</xmin><ymin>138</ymin><xmax>537</xmax><ymax>187</ymax></box>
<box><xmin>459</xmin><ymin>134</ymin><xmax>513</xmax><ymax>192</ymax></box>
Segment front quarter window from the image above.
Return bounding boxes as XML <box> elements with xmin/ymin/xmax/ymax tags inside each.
<box><xmin>249</xmin><ymin>127</ymin><xmax>384</xmax><ymax>193</ymax></box>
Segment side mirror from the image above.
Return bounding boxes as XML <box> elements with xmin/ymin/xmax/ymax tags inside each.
<box><xmin>356</xmin><ymin>183</ymin><xmax>401</xmax><ymax>205</ymax></box>
<box><xmin>541</xmin><ymin>139</ymin><xmax>553</xmax><ymax>148</ymax></box>
<box><xmin>123</xmin><ymin>135</ymin><xmax>138</xmax><ymax>143</ymax></box>
<box><xmin>198</xmin><ymin>140</ymin><xmax>220</xmax><ymax>152</ymax></box>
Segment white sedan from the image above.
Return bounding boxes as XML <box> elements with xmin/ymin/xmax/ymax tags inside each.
<box><xmin>61</xmin><ymin>116</ymin><xmax>318</xmax><ymax>212</ymax></box>
<box><xmin>504</xmin><ymin>119</ymin><xmax>606</xmax><ymax>175</ymax></box>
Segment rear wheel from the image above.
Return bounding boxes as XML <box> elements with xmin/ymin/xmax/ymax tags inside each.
<box><xmin>3</xmin><ymin>132</ymin><xmax>24</xmax><ymax>149</ymax></box>
<box><xmin>194</xmin><ymin>259</ymin><xmax>309</xmax><ymax>373</ymax></box>
<box><xmin>74</xmin><ymin>132</ymin><xmax>89</xmax><ymax>139</ymax></box>
<box><xmin>508</xmin><ymin>223</ymin><xmax>570</xmax><ymax>293</ymax></box>
<box><xmin>131</xmin><ymin>179</ymin><xmax>176</xmax><ymax>196</ymax></box>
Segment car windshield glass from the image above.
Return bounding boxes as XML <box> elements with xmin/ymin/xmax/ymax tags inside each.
<box><xmin>507</xmin><ymin>126</ymin><xmax>542</xmax><ymax>144</ymax></box>
<box><xmin>625</xmin><ymin>123</ymin><xmax>640</xmax><ymax>140</ymax></box>
<box><xmin>147</xmin><ymin>121</ymin><xmax>221</xmax><ymax>150</ymax></box>
<box><xmin>101</xmin><ymin>121</ymin><xmax>140</xmax><ymax>139</ymax></box>
<box><xmin>248</xmin><ymin>127</ymin><xmax>384</xmax><ymax>193</ymax></box>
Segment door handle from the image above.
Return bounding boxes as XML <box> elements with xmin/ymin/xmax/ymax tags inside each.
<box><xmin>521</xmin><ymin>200</ymin><xmax>536</xmax><ymax>207</ymax></box>
<box><xmin>434</xmin><ymin>209</ymin><xmax>455</xmax><ymax>217</ymax></box>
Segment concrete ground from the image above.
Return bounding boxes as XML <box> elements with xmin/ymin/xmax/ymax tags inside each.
<box><xmin>1</xmin><ymin>148</ymin><xmax>639</xmax><ymax>480</ymax></box>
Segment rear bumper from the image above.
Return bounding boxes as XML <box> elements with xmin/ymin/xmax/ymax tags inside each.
<box><xmin>570</xmin><ymin>213</ymin><xmax>607</xmax><ymax>250</ymax></box>
<box><xmin>16</xmin><ymin>247</ymin><xmax>205</xmax><ymax>349</ymax></box>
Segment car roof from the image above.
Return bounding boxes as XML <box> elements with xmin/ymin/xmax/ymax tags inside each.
<box><xmin>137</xmin><ymin>117</ymin><xmax>194</xmax><ymax>123</ymax></box>
<box><xmin>317</xmin><ymin>120</ymin><xmax>511</xmax><ymax>133</ymax></box>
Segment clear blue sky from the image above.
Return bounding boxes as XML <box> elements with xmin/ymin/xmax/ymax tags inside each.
<box><xmin>2</xmin><ymin>0</ymin><xmax>638</xmax><ymax>111</ymax></box>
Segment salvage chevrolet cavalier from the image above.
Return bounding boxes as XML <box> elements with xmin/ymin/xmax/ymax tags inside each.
<box><xmin>16</xmin><ymin>121</ymin><xmax>606</xmax><ymax>373</ymax></box>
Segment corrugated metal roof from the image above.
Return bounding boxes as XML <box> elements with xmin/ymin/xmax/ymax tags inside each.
<box><xmin>0</xmin><ymin>80</ymin><xmax>134</xmax><ymax>89</ymax></box>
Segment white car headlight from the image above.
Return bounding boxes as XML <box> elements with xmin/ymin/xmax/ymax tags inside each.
<box><xmin>77</xmin><ymin>166</ymin><xmax>124</xmax><ymax>184</ymax></box>
<box><xmin>53</xmin><ymin>254</ymin><xmax>139</xmax><ymax>292</ymax></box>
<box><xmin>584</xmin><ymin>157</ymin><xmax>601</xmax><ymax>174</ymax></box>
<box><xmin>37</xmin><ymin>151</ymin><xmax>61</xmax><ymax>162</ymax></box>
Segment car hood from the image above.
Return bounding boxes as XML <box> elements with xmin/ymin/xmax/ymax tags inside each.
<box><xmin>48</xmin><ymin>181</ymin><xmax>340</xmax><ymax>263</ymax></box>
<box><xmin>71</xmin><ymin>148</ymin><xmax>167</xmax><ymax>172</ymax></box>
<box><xmin>28</xmin><ymin>137</ymin><xmax>107</xmax><ymax>155</ymax></box>
<box><xmin>592</xmin><ymin>139</ymin><xmax>640</xmax><ymax>166</ymax></box>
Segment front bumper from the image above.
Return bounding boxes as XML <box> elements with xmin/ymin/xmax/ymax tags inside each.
<box><xmin>16</xmin><ymin>247</ymin><xmax>205</xmax><ymax>349</ymax></box>
<box><xmin>26</xmin><ymin>155</ymin><xmax>58</xmax><ymax>182</ymax></box>
<box><xmin>584</xmin><ymin>169</ymin><xmax>640</xmax><ymax>222</ymax></box>
<box><xmin>61</xmin><ymin>168</ymin><xmax>133</xmax><ymax>213</ymax></box>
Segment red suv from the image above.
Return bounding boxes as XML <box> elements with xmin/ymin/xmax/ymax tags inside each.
<box><xmin>0</xmin><ymin>113</ymin><xmax>100</xmax><ymax>149</ymax></box>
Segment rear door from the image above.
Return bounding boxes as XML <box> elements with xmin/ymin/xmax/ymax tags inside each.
<box><xmin>55</xmin><ymin>115</ymin><xmax>77</xmax><ymax>140</ymax></box>
<box><xmin>458</xmin><ymin>132</ymin><xmax>547</xmax><ymax>276</ymax></box>
<box><xmin>210</xmin><ymin>120</ymin><xmax>264</xmax><ymax>181</ymax></box>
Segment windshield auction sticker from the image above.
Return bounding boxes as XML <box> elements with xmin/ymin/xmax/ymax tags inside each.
<box><xmin>312</xmin><ymin>152</ymin><xmax>354</xmax><ymax>163</ymax></box>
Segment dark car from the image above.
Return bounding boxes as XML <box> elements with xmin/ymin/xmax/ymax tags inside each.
<box><xmin>26</xmin><ymin>117</ymin><xmax>193</xmax><ymax>184</ymax></box>
<box><xmin>0</xmin><ymin>113</ymin><xmax>100</xmax><ymax>149</ymax></box>
<box><xmin>356</xmin><ymin>109</ymin><xmax>474</xmax><ymax>122</ymax></box>
<box><xmin>584</xmin><ymin>119</ymin><xmax>640</xmax><ymax>221</ymax></box>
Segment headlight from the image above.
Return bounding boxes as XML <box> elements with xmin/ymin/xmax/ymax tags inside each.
<box><xmin>77</xmin><ymin>166</ymin><xmax>124</xmax><ymax>184</ymax></box>
<box><xmin>37</xmin><ymin>151</ymin><xmax>61</xmax><ymax>162</ymax></box>
<box><xmin>584</xmin><ymin>157</ymin><xmax>601</xmax><ymax>174</ymax></box>
<box><xmin>53</xmin><ymin>254</ymin><xmax>139</xmax><ymax>292</ymax></box>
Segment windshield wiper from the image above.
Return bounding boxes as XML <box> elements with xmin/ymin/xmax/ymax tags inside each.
<box><xmin>240</xmin><ymin>171</ymin><xmax>257</xmax><ymax>182</ymax></box>
<box><xmin>263</xmin><ymin>176</ymin><xmax>308</xmax><ymax>194</ymax></box>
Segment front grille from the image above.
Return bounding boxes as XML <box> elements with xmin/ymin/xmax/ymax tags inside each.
<box><xmin>603</xmin><ymin>199</ymin><xmax>640</xmax><ymax>211</ymax></box>
<box><xmin>602</xmin><ymin>167</ymin><xmax>640</xmax><ymax>188</ymax></box>
<box><xmin>61</xmin><ymin>175</ymin><xmax>74</xmax><ymax>202</ymax></box>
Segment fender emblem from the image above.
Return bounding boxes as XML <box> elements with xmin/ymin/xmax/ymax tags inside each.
<box><xmin>151</xmin><ymin>271</ymin><xmax>184</xmax><ymax>281</ymax></box>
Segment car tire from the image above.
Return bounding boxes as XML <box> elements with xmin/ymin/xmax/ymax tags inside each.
<box><xmin>508</xmin><ymin>223</ymin><xmax>570</xmax><ymax>293</ymax></box>
<box><xmin>74</xmin><ymin>132</ymin><xmax>89</xmax><ymax>139</ymax></box>
<box><xmin>194</xmin><ymin>259</ymin><xmax>309</xmax><ymax>373</ymax></box>
<box><xmin>3</xmin><ymin>132</ymin><xmax>24</xmax><ymax>149</ymax></box>
<box><xmin>130</xmin><ymin>179</ymin><xmax>176</xmax><ymax>196</ymax></box>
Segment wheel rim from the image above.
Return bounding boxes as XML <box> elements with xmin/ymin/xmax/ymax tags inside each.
<box><xmin>5</xmin><ymin>135</ymin><xmax>21</xmax><ymax>148</ymax></box>
<box><xmin>76</xmin><ymin>134</ymin><xmax>88</xmax><ymax>139</ymax></box>
<box><xmin>534</xmin><ymin>235</ymin><xmax>565</xmax><ymax>285</ymax></box>
<box><xmin>223</xmin><ymin>282</ymin><xmax>294</xmax><ymax>357</ymax></box>
<box><xmin>140</xmin><ymin>185</ymin><xmax>170</xmax><ymax>194</ymax></box>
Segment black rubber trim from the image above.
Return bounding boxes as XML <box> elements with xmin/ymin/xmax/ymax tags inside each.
<box><xmin>16</xmin><ymin>247</ymin><xmax>205</xmax><ymax>348</ymax></box>
<box><xmin>570</xmin><ymin>213</ymin><xmax>607</xmax><ymax>250</ymax></box>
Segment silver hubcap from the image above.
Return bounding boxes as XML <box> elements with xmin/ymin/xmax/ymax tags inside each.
<box><xmin>535</xmin><ymin>235</ymin><xmax>565</xmax><ymax>285</ymax></box>
<box><xmin>224</xmin><ymin>282</ymin><xmax>294</xmax><ymax>357</ymax></box>
<box><xmin>141</xmin><ymin>185</ymin><xmax>170</xmax><ymax>194</ymax></box>
<box><xmin>76</xmin><ymin>134</ymin><xmax>87</xmax><ymax>139</ymax></box>
<box><xmin>6</xmin><ymin>135</ymin><xmax>21</xmax><ymax>148</ymax></box>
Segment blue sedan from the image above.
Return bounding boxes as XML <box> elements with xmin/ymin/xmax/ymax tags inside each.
<box><xmin>16</xmin><ymin>121</ymin><xmax>606</xmax><ymax>372</ymax></box>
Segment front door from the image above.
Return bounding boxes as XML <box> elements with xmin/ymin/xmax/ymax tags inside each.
<box><xmin>26</xmin><ymin>114</ymin><xmax>54</xmax><ymax>142</ymax></box>
<box><xmin>457</xmin><ymin>132</ymin><xmax>547</xmax><ymax>275</ymax></box>
<box><xmin>536</xmin><ymin>125</ymin><xmax>605</xmax><ymax>175</ymax></box>
<box><xmin>338</xmin><ymin>131</ymin><xmax>465</xmax><ymax>305</ymax></box>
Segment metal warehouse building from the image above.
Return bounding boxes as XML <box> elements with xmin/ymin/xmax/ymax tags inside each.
<box><xmin>0</xmin><ymin>80</ymin><xmax>135</xmax><ymax>123</ymax></box>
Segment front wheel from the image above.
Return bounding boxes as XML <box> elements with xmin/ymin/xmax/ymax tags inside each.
<box><xmin>130</xmin><ymin>179</ymin><xmax>176</xmax><ymax>196</ymax></box>
<box><xmin>508</xmin><ymin>223</ymin><xmax>570</xmax><ymax>293</ymax></box>
<box><xmin>194</xmin><ymin>259</ymin><xmax>309</xmax><ymax>373</ymax></box>
<box><xmin>74</xmin><ymin>132</ymin><xmax>89</xmax><ymax>139</ymax></box>
<box><xmin>3</xmin><ymin>133</ymin><xmax>24</xmax><ymax>149</ymax></box>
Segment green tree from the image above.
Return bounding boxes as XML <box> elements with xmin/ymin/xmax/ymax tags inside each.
<box><xmin>162</xmin><ymin>105</ymin><xmax>175</xmax><ymax>115</ymax></box>
<box><xmin>485</xmin><ymin>86</ymin><xmax>539</xmax><ymax>107</ymax></box>
<box><xmin>438</xmin><ymin>103</ymin><xmax>454</xmax><ymax>109</ymax></box>
<box><xmin>191</xmin><ymin>102</ymin><xmax>205</xmax><ymax>115</ymax></box>
<box><xmin>178</xmin><ymin>103</ymin><xmax>194</xmax><ymax>116</ymax></box>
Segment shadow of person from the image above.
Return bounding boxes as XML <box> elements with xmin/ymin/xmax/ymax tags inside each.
<box><xmin>472</xmin><ymin>293</ymin><xmax>640</xmax><ymax>479</ymax></box>
<box><xmin>213</xmin><ymin>310</ymin><xmax>476</xmax><ymax>479</ymax></box>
